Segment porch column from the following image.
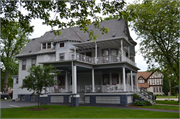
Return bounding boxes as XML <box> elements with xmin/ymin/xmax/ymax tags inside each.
<box><xmin>72</xmin><ymin>65</ymin><xmax>77</xmax><ymax>93</ymax></box>
<box><xmin>121</xmin><ymin>40</ymin><xmax>123</xmax><ymax>61</ymax></box>
<box><xmin>136</xmin><ymin>73</ymin><xmax>139</xmax><ymax>92</ymax></box>
<box><xmin>131</xmin><ymin>71</ymin><xmax>133</xmax><ymax>92</ymax></box>
<box><xmin>65</xmin><ymin>71</ymin><xmax>68</xmax><ymax>92</ymax></box>
<box><xmin>128</xmin><ymin>46</ymin><xmax>130</xmax><ymax>59</ymax></box>
<box><xmin>123</xmin><ymin>67</ymin><xmax>126</xmax><ymax>92</ymax></box>
<box><xmin>95</xmin><ymin>42</ymin><xmax>97</xmax><ymax>64</ymax></box>
<box><xmin>74</xmin><ymin>47</ymin><xmax>76</xmax><ymax>60</ymax></box>
<box><xmin>92</xmin><ymin>69</ymin><xmax>95</xmax><ymax>92</ymax></box>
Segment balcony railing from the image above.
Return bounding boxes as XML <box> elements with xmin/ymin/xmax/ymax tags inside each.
<box><xmin>68</xmin><ymin>53</ymin><xmax>136</xmax><ymax>66</ymax></box>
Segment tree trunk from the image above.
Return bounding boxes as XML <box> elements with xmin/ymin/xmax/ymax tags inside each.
<box><xmin>38</xmin><ymin>94</ymin><xmax>40</xmax><ymax>109</ymax></box>
<box><xmin>4</xmin><ymin>70</ymin><xmax>9</xmax><ymax>93</ymax></box>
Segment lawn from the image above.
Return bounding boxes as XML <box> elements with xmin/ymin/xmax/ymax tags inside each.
<box><xmin>1</xmin><ymin>105</ymin><xmax>179</xmax><ymax>118</ymax></box>
<box><xmin>138</xmin><ymin>105</ymin><xmax>179</xmax><ymax>111</ymax></box>
<box><xmin>155</xmin><ymin>100</ymin><xmax>179</xmax><ymax>105</ymax></box>
<box><xmin>156</xmin><ymin>95</ymin><xmax>178</xmax><ymax>99</ymax></box>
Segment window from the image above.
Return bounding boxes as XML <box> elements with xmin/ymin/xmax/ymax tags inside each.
<box><xmin>156</xmin><ymin>87</ymin><xmax>158</xmax><ymax>92</ymax></box>
<box><xmin>43</xmin><ymin>43</ymin><xmax>46</xmax><ymax>49</ymax></box>
<box><xmin>22</xmin><ymin>59</ymin><xmax>26</xmax><ymax>70</ymax></box>
<box><xmin>31</xmin><ymin>95</ymin><xmax>35</xmax><ymax>101</ymax></box>
<box><xmin>159</xmin><ymin>87</ymin><xmax>161</xmax><ymax>92</ymax></box>
<box><xmin>103</xmin><ymin>74</ymin><xmax>110</xmax><ymax>85</ymax></box>
<box><xmin>153</xmin><ymin>87</ymin><xmax>155</xmax><ymax>92</ymax></box>
<box><xmin>32</xmin><ymin>58</ymin><xmax>36</xmax><ymax>66</ymax></box>
<box><xmin>59</xmin><ymin>53</ymin><xmax>64</xmax><ymax>61</ymax></box>
<box><xmin>16</xmin><ymin>78</ymin><xmax>18</xmax><ymax>84</ymax></box>
<box><xmin>102</xmin><ymin>49</ymin><xmax>109</xmax><ymax>56</ymax></box>
<box><xmin>112</xmin><ymin>74</ymin><xmax>119</xmax><ymax>85</ymax></box>
<box><xmin>21</xmin><ymin>95</ymin><xmax>25</xmax><ymax>101</ymax></box>
<box><xmin>139</xmin><ymin>80</ymin><xmax>144</xmax><ymax>83</ymax></box>
<box><xmin>47</xmin><ymin>42</ymin><xmax>51</xmax><ymax>49</ymax></box>
<box><xmin>157</xmin><ymin>79</ymin><xmax>159</xmax><ymax>85</ymax></box>
<box><xmin>60</xmin><ymin>43</ymin><xmax>64</xmax><ymax>48</ymax></box>
<box><xmin>152</xmin><ymin>79</ymin><xmax>155</xmax><ymax>84</ymax></box>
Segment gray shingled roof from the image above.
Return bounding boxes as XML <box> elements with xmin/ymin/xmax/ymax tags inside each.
<box><xmin>17</xmin><ymin>19</ymin><xmax>136</xmax><ymax>56</ymax></box>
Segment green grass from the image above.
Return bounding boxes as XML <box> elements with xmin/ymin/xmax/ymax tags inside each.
<box><xmin>1</xmin><ymin>105</ymin><xmax>179</xmax><ymax>118</ymax></box>
<box><xmin>139</xmin><ymin>105</ymin><xmax>179</xmax><ymax>111</ymax></box>
<box><xmin>156</xmin><ymin>95</ymin><xmax>178</xmax><ymax>99</ymax></box>
<box><xmin>155</xmin><ymin>100</ymin><xmax>179</xmax><ymax>105</ymax></box>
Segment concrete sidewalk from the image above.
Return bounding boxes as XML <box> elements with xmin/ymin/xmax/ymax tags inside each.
<box><xmin>156</xmin><ymin>98</ymin><xmax>178</xmax><ymax>101</ymax></box>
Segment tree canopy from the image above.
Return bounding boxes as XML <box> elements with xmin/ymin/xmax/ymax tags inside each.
<box><xmin>0</xmin><ymin>21</ymin><xmax>31</xmax><ymax>93</ymax></box>
<box><xmin>20</xmin><ymin>65</ymin><xmax>58</xmax><ymax>109</ymax></box>
<box><xmin>0</xmin><ymin>0</ymin><xmax>127</xmax><ymax>93</ymax></box>
<box><xmin>126</xmin><ymin>0</ymin><xmax>179</xmax><ymax>81</ymax></box>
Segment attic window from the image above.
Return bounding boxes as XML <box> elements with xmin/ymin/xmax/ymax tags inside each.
<box><xmin>60</xmin><ymin>43</ymin><xmax>64</xmax><ymax>48</ymax></box>
<box><xmin>43</xmin><ymin>43</ymin><xmax>46</xmax><ymax>49</ymax></box>
<box><xmin>112</xmin><ymin>34</ymin><xmax>115</xmax><ymax>37</ymax></box>
<box><xmin>29</xmin><ymin>50</ymin><xmax>31</xmax><ymax>53</ymax></box>
<box><xmin>47</xmin><ymin>42</ymin><xmax>51</xmax><ymax>49</ymax></box>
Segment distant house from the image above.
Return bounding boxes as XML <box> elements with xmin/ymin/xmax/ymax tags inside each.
<box><xmin>13</xmin><ymin>19</ymin><xmax>141</xmax><ymax>106</ymax></box>
<box><xmin>138</xmin><ymin>70</ymin><xmax>164</xmax><ymax>95</ymax></box>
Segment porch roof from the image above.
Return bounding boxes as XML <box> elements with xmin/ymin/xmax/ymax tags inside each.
<box><xmin>71</xmin><ymin>36</ymin><xmax>131</xmax><ymax>50</ymax></box>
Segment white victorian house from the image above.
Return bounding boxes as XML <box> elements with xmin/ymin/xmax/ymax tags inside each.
<box><xmin>13</xmin><ymin>19</ymin><xmax>140</xmax><ymax>106</ymax></box>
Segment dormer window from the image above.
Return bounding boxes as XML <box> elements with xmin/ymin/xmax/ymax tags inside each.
<box><xmin>60</xmin><ymin>43</ymin><xmax>64</xmax><ymax>48</ymax></box>
<box><xmin>47</xmin><ymin>42</ymin><xmax>51</xmax><ymax>49</ymax></box>
<box><xmin>42</xmin><ymin>42</ymin><xmax>52</xmax><ymax>50</ymax></box>
<box><xmin>43</xmin><ymin>43</ymin><xmax>46</xmax><ymax>49</ymax></box>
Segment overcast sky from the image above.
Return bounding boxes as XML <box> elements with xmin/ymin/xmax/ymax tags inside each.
<box><xmin>28</xmin><ymin>0</ymin><xmax>148</xmax><ymax>71</ymax></box>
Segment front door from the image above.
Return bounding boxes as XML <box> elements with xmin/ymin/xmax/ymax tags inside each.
<box><xmin>58</xmin><ymin>75</ymin><xmax>65</xmax><ymax>89</ymax></box>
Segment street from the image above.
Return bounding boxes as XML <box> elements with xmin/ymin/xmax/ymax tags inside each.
<box><xmin>1</xmin><ymin>101</ymin><xmax>38</xmax><ymax>108</ymax></box>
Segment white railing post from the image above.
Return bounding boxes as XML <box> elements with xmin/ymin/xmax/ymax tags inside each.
<box><xmin>74</xmin><ymin>47</ymin><xmax>76</xmax><ymax>60</ymax></box>
<box><xmin>95</xmin><ymin>42</ymin><xmax>97</xmax><ymax>64</ymax></box>
<box><xmin>131</xmin><ymin>71</ymin><xmax>133</xmax><ymax>92</ymax></box>
<box><xmin>73</xmin><ymin>65</ymin><xmax>77</xmax><ymax>94</ymax></box>
<box><xmin>123</xmin><ymin>67</ymin><xmax>126</xmax><ymax>92</ymax></box>
<box><xmin>92</xmin><ymin>69</ymin><xmax>95</xmax><ymax>92</ymax></box>
<box><xmin>121</xmin><ymin>40</ymin><xmax>123</xmax><ymax>61</ymax></box>
<box><xmin>65</xmin><ymin>71</ymin><xmax>68</xmax><ymax>92</ymax></box>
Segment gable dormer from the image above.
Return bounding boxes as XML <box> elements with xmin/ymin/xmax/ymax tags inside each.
<box><xmin>41</xmin><ymin>42</ymin><xmax>53</xmax><ymax>50</ymax></box>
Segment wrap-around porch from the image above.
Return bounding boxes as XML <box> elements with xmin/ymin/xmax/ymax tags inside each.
<box><xmin>47</xmin><ymin>61</ymin><xmax>139</xmax><ymax>94</ymax></box>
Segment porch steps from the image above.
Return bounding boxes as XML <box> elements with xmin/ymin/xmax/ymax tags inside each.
<box><xmin>135</xmin><ymin>92</ymin><xmax>155</xmax><ymax>105</ymax></box>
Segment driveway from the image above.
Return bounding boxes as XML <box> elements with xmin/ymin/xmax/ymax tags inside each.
<box><xmin>1</xmin><ymin>101</ymin><xmax>38</xmax><ymax>108</ymax></box>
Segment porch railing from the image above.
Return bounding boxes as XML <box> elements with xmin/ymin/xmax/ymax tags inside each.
<box><xmin>49</xmin><ymin>86</ymin><xmax>65</xmax><ymax>93</ymax></box>
<box><xmin>68</xmin><ymin>52</ymin><xmax>136</xmax><ymax>66</ymax></box>
<box><xmin>97</xmin><ymin>56</ymin><xmax>120</xmax><ymax>64</ymax></box>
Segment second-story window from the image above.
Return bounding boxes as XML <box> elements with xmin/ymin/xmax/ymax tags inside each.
<box><xmin>47</xmin><ymin>42</ymin><xmax>51</xmax><ymax>49</ymax></box>
<box><xmin>32</xmin><ymin>58</ymin><xmax>36</xmax><ymax>66</ymax></box>
<box><xmin>43</xmin><ymin>43</ymin><xmax>46</xmax><ymax>49</ymax></box>
<box><xmin>16</xmin><ymin>78</ymin><xmax>18</xmax><ymax>84</ymax></box>
<box><xmin>60</xmin><ymin>43</ymin><xmax>64</xmax><ymax>48</ymax></box>
<box><xmin>59</xmin><ymin>53</ymin><xmax>64</xmax><ymax>61</ymax></box>
<box><xmin>22</xmin><ymin>59</ymin><xmax>26</xmax><ymax>70</ymax></box>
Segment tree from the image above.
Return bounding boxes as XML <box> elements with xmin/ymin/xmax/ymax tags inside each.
<box><xmin>126</xmin><ymin>0</ymin><xmax>179</xmax><ymax>81</ymax></box>
<box><xmin>0</xmin><ymin>21</ymin><xmax>32</xmax><ymax>93</ymax></box>
<box><xmin>1</xmin><ymin>0</ymin><xmax>127</xmax><ymax>93</ymax></box>
<box><xmin>20</xmin><ymin>65</ymin><xmax>58</xmax><ymax>109</ymax></box>
<box><xmin>162</xmin><ymin>73</ymin><xmax>170</xmax><ymax>95</ymax></box>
